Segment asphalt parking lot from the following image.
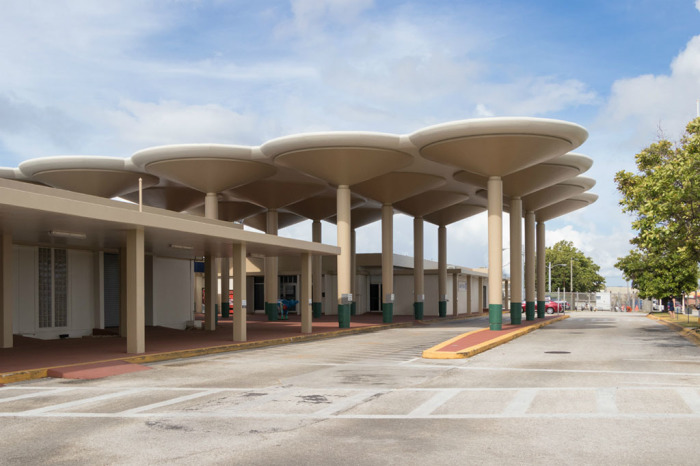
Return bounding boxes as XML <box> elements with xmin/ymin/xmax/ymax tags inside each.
<box><xmin>1</xmin><ymin>311</ymin><xmax>698</xmax><ymax>465</ymax></box>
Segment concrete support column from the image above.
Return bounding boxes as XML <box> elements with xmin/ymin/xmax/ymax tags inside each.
<box><xmin>487</xmin><ymin>176</ymin><xmax>503</xmax><ymax>330</ymax></box>
<box><xmin>126</xmin><ymin>228</ymin><xmax>145</xmax><ymax>354</ymax></box>
<box><xmin>232</xmin><ymin>243</ymin><xmax>247</xmax><ymax>342</ymax></box>
<box><xmin>119</xmin><ymin>249</ymin><xmax>127</xmax><ymax>337</ymax></box>
<box><xmin>1</xmin><ymin>233</ymin><xmax>13</xmax><ymax>348</ymax></box>
<box><xmin>537</xmin><ymin>221</ymin><xmax>546</xmax><ymax>318</ymax></box>
<box><xmin>438</xmin><ymin>224</ymin><xmax>447</xmax><ymax>317</ymax></box>
<box><xmin>204</xmin><ymin>192</ymin><xmax>218</xmax><ymax>220</ymax></box>
<box><xmin>510</xmin><ymin>196</ymin><xmax>523</xmax><ymax>324</ymax></box>
<box><xmin>504</xmin><ymin>279</ymin><xmax>509</xmax><ymax>311</ymax></box>
<box><xmin>466</xmin><ymin>275</ymin><xmax>472</xmax><ymax>315</ymax></box>
<box><xmin>204</xmin><ymin>253</ymin><xmax>217</xmax><ymax>331</ymax></box>
<box><xmin>312</xmin><ymin>220</ymin><xmax>323</xmax><ymax>318</ymax></box>
<box><xmin>413</xmin><ymin>216</ymin><xmax>424</xmax><ymax>320</ymax></box>
<box><xmin>264</xmin><ymin>209</ymin><xmax>279</xmax><ymax>321</ymax></box>
<box><xmin>524</xmin><ymin>210</ymin><xmax>536</xmax><ymax>321</ymax></box>
<box><xmin>478</xmin><ymin>277</ymin><xmax>484</xmax><ymax>312</ymax></box>
<box><xmin>301</xmin><ymin>253</ymin><xmax>312</xmax><ymax>334</ymax></box>
<box><xmin>336</xmin><ymin>185</ymin><xmax>352</xmax><ymax>327</ymax></box>
<box><xmin>381</xmin><ymin>203</ymin><xmax>394</xmax><ymax>323</ymax></box>
<box><xmin>221</xmin><ymin>256</ymin><xmax>230</xmax><ymax>318</ymax></box>
<box><xmin>351</xmin><ymin>229</ymin><xmax>357</xmax><ymax>316</ymax></box>
<box><xmin>452</xmin><ymin>273</ymin><xmax>459</xmax><ymax>316</ymax></box>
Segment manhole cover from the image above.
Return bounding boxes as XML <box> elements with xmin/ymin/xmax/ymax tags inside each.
<box><xmin>544</xmin><ymin>351</ymin><xmax>571</xmax><ymax>354</ymax></box>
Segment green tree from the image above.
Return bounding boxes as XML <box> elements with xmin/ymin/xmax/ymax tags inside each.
<box><xmin>545</xmin><ymin>240</ymin><xmax>605</xmax><ymax>293</ymax></box>
<box><xmin>614</xmin><ymin>118</ymin><xmax>700</xmax><ymax>298</ymax></box>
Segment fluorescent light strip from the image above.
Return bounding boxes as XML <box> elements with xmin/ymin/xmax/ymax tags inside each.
<box><xmin>169</xmin><ymin>244</ymin><xmax>194</xmax><ymax>250</ymax></box>
<box><xmin>49</xmin><ymin>230</ymin><xmax>87</xmax><ymax>240</ymax></box>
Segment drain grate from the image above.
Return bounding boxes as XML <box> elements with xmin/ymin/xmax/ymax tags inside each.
<box><xmin>544</xmin><ymin>351</ymin><xmax>571</xmax><ymax>354</ymax></box>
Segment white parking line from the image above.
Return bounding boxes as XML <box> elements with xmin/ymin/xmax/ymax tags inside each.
<box><xmin>119</xmin><ymin>389</ymin><xmax>228</xmax><ymax>414</ymax></box>
<box><xmin>20</xmin><ymin>388</ymin><xmax>143</xmax><ymax>415</ymax></box>
<box><xmin>408</xmin><ymin>389</ymin><xmax>461</xmax><ymax>417</ymax></box>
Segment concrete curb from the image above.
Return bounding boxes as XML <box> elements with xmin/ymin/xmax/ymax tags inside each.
<box><xmin>422</xmin><ymin>314</ymin><xmax>570</xmax><ymax>359</ymax></box>
<box><xmin>646</xmin><ymin>313</ymin><xmax>700</xmax><ymax>346</ymax></box>
<box><xmin>1</xmin><ymin>314</ymin><xmax>479</xmax><ymax>385</ymax></box>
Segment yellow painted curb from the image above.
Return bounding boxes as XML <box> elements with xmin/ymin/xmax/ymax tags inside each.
<box><xmin>646</xmin><ymin>314</ymin><xmax>700</xmax><ymax>346</ymax></box>
<box><xmin>0</xmin><ymin>313</ymin><xmax>483</xmax><ymax>385</ymax></box>
<box><xmin>422</xmin><ymin>314</ymin><xmax>570</xmax><ymax>359</ymax></box>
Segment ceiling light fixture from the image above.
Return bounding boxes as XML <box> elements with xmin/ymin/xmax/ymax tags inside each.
<box><xmin>169</xmin><ymin>244</ymin><xmax>194</xmax><ymax>250</ymax></box>
<box><xmin>49</xmin><ymin>230</ymin><xmax>87</xmax><ymax>240</ymax></box>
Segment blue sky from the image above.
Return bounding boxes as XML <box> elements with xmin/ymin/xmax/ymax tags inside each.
<box><xmin>1</xmin><ymin>0</ymin><xmax>700</xmax><ymax>286</ymax></box>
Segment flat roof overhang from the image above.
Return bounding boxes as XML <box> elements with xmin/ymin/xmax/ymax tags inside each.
<box><xmin>0</xmin><ymin>179</ymin><xmax>339</xmax><ymax>260</ymax></box>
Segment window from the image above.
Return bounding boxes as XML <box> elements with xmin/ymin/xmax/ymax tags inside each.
<box><xmin>38</xmin><ymin>248</ymin><xmax>68</xmax><ymax>328</ymax></box>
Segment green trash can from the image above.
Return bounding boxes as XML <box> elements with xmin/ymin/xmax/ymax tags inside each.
<box><xmin>221</xmin><ymin>302</ymin><xmax>230</xmax><ymax>318</ymax></box>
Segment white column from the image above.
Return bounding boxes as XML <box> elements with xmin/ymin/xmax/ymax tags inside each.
<box><xmin>381</xmin><ymin>204</ymin><xmax>394</xmax><ymax>307</ymax></box>
<box><xmin>301</xmin><ymin>253</ymin><xmax>312</xmax><ymax>334</ymax></box>
<box><xmin>265</xmin><ymin>209</ymin><xmax>279</xmax><ymax>310</ymax></box>
<box><xmin>438</xmin><ymin>225</ymin><xmax>447</xmax><ymax>303</ymax></box>
<box><xmin>525</xmin><ymin>210</ymin><xmax>536</xmax><ymax>319</ymax></box>
<box><xmin>221</xmin><ymin>256</ymin><xmax>230</xmax><ymax>316</ymax></box>
<box><xmin>126</xmin><ymin>228</ymin><xmax>145</xmax><ymax>354</ymax></box>
<box><xmin>487</xmin><ymin>176</ymin><xmax>503</xmax><ymax>330</ymax></box>
<box><xmin>204</xmin><ymin>253</ymin><xmax>217</xmax><ymax>331</ymax></box>
<box><xmin>510</xmin><ymin>197</ymin><xmax>523</xmax><ymax>305</ymax></box>
<box><xmin>204</xmin><ymin>193</ymin><xmax>218</xmax><ymax>220</ymax></box>
<box><xmin>452</xmin><ymin>272</ymin><xmax>459</xmax><ymax>316</ymax></box>
<box><xmin>232</xmin><ymin>242</ymin><xmax>247</xmax><ymax>342</ymax></box>
<box><xmin>537</xmin><ymin>220</ymin><xmax>546</xmax><ymax>310</ymax></box>
<box><xmin>312</xmin><ymin>220</ymin><xmax>322</xmax><ymax>309</ymax></box>
<box><xmin>1</xmin><ymin>233</ymin><xmax>12</xmax><ymax>348</ymax></box>
<box><xmin>337</xmin><ymin>185</ymin><xmax>352</xmax><ymax>304</ymax></box>
<box><xmin>414</xmin><ymin>217</ymin><xmax>424</xmax><ymax>304</ymax></box>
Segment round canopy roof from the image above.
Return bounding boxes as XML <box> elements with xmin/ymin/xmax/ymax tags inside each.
<box><xmin>244</xmin><ymin>211</ymin><xmax>306</xmax><ymax>232</ymax></box>
<box><xmin>394</xmin><ymin>190</ymin><xmax>469</xmax><ymax>218</ymax></box>
<box><xmin>351</xmin><ymin>172</ymin><xmax>446</xmax><ymax>205</ymax></box>
<box><xmin>536</xmin><ymin>193</ymin><xmax>598</xmax><ymax>222</ymax></box>
<box><xmin>131</xmin><ymin>144</ymin><xmax>276</xmax><ymax>194</ymax></box>
<box><xmin>424</xmin><ymin>202</ymin><xmax>487</xmax><ymax>227</ymax></box>
<box><xmin>521</xmin><ymin>176</ymin><xmax>596</xmax><ymax>212</ymax></box>
<box><xmin>19</xmin><ymin>156</ymin><xmax>159</xmax><ymax>198</ymax></box>
<box><xmin>286</xmin><ymin>190</ymin><xmax>365</xmax><ymax>221</ymax></box>
<box><xmin>454</xmin><ymin>152</ymin><xmax>593</xmax><ymax>198</ymax></box>
<box><xmin>410</xmin><ymin>117</ymin><xmax>588</xmax><ymax>178</ymax></box>
<box><xmin>261</xmin><ymin>132</ymin><xmax>414</xmax><ymax>186</ymax></box>
<box><xmin>120</xmin><ymin>186</ymin><xmax>204</xmax><ymax>212</ymax></box>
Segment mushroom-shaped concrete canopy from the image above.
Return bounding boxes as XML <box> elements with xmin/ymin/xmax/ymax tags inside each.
<box><xmin>410</xmin><ymin>117</ymin><xmax>588</xmax><ymax>177</ymax></box>
<box><xmin>351</xmin><ymin>172</ymin><xmax>446</xmax><ymax>205</ymax></box>
<box><xmin>0</xmin><ymin>167</ymin><xmax>19</xmax><ymax>180</ymax></box>
<box><xmin>536</xmin><ymin>193</ymin><xmax>599</xmax><ymax>223</ymax></box>
<box><xmin>522</xmin><ymin>176</ymin><xmax>596</xmax><ymax>212</ymax></box>
<box><xmin>286</xmin><ymin>189</ymin><xmax>365</xmax><ymax>221</ymax></box>
<box><xmin>18</xmin><ymin>156</ymin><xmax>159</xmax><ymax>198</ymax></box>
<box><xmin>326</xmin><ymin>202</ymin><xmax>384</xmax><ymax>229</ymax></box>
<box><xmin>131</xmin><ymin>144</ymin><xmax>276</xmax><ymax>194</ymax></box>
<box><xmin>424</xmin><ymin>202</ymin><xmax>487</xmax><ymax>227</ymax></box>
<box><xmin>454</xmin><ymin>152</ymin><xmax>593</xmax><ymax>198</ymax></box>
<box><xmin>228</xmin><ymin>164</ymin><xmax>327</xmax><ymax>210</ymax></box>
<box><xmin>244</xmin><ymin>211</ymin><xmax>306</xmax><ymax>232</ymax></box>
<box><xmin>394</xmin><ymin>190</ymin><xmax>469</xmax><ymax>218</ymax></box>
<box><xmin>261</xmin><ymin>132</ymin><xmax>414</xmax><ymax>186</ymax></box>
<box><xmin>120</xmin><ymin>185</ymin><xmax>204</xmax><ymax>212</ymax></box>
<box><xmin>186</xmin><ymin>200</ymin><xmax>266</xmax><ymax>222</ymax></box>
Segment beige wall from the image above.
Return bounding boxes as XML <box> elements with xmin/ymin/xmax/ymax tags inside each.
<box><xmin>152</xmin><ymin>257</ymin><xmax>193</xmax><ymax>329</ymax></box>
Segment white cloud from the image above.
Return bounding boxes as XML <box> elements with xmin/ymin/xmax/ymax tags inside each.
<box><xmin>598</xmin><ymin>34</ymin><xmax>700</xmax><ymax>148</ymax></box>
<box><xmin>696</xmin><ymin>0</ymin><xmax>700</xmax><ymax>12</ymax></box>
<box><xmin>101</xmin><ymin>99</ymin><xmax>260</xmax><ymax>151</ymax></box>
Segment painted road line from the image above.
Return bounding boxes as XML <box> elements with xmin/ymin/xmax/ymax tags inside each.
<box><xmin>119</xmin><ymin>388</ymin><xmax>227</xmax><ymax>414</ymax></box>
<box><xmin>408</xmin><ymin>388</ymin><xmax>461</xmax><ymax>417</ymax></box>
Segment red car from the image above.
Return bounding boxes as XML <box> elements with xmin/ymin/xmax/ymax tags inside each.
<box><xmin>521</xmin><ymin>300</ymin><xmax>562</xmax><ymax>314</ymax></box>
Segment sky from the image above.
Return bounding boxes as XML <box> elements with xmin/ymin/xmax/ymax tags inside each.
<box><xmin>1</xmin><ymin>0</ymin><xmax>700</xmax><ymax>287</ymax></box>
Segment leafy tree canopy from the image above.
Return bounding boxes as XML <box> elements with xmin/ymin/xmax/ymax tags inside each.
<box><xmin>545</xmin><ymin>240</ymin><xmax>605</xmax><ymax>293</ymax></box>
<box><xmin>614</xmin><ymin>118</ymin><xmax>700</xmax><ymax>298</ymax></box>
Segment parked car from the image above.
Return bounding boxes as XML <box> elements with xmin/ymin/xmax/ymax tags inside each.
<box><xmin>521</xmin><ymin>300</ymin><xmax>562</xmax><ymax>314</ymax></box>
<box><xmin>555</xmin><ymin>300</ymin><xmax>570</xmax><ymax>310</ymax></box>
